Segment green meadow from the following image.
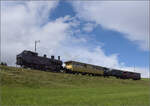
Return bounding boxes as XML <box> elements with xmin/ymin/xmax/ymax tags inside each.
<box><xmin>0</xmin><ymin>65</ymin><xmax>150</xmax><ymax>106</ymax></box>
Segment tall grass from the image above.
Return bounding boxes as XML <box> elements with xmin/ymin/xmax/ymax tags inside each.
<box><xmin>0</xmin><ymin>65</ymin><xmax>150</xmax><ymax>106</ymax></box>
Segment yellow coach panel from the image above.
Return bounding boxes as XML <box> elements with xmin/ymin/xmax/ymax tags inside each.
<box><xmin>72</xmin><ymin>65</ymin><xmax>85</xmax><ymax>72</ymax></box>
<box><xmin>72</xmin><ymin>64</ymin><xmax>104</xmax><ymax>75</ymax></box>
<box><xmin>96</xmin><ymin>69</ymin><xmax>104</xmax><ymax>75</ymax></box>
<box><xmin>88</xmin><ymin>67</ymin><xmax>104</xmax><ymax>75</ymax></box>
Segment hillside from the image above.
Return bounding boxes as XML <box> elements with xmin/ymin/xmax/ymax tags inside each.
<box><xmin>0</xmin><ymin>65</ymin><xmax>150</xmax><ymax>106</ymax></box>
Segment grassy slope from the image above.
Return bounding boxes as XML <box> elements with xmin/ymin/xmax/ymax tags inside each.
<box><xmin>0</xmin><ymin>65</ymin><xmax>150</xmax><ymax>106</ymax></box>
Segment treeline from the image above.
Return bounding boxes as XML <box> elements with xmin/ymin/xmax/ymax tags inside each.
<box><xmin>0</xmin><ymin>62</ymin><xmax>7</xmax><ymax>66</ymax></box>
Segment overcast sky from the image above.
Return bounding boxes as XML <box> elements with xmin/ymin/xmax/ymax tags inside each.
<box><xmin>1</xmin><ymin>1</ymin><xmax>149</xmax><ymax>78</ymax></box>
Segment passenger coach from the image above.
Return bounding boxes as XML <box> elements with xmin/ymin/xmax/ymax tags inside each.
<box><xmin>64</xmin><ymin>61</ymin><xmax>109</xmax><ymax>76</ymax></box>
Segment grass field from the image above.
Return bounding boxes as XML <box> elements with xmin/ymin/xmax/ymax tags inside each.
<box><xmin>0</xmin><ymin>65</ymin><xmax>150</xmax><ymax>106</ymax></box>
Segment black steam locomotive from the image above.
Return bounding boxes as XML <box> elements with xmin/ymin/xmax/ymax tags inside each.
<box><xmin>16</xmin><ymin>50</ymin><xmax>141</xmax><ymax>80</ymax></box>
<box><xmin>16</xmin><ymin>50</ymin><xmax>63</xmax><ymax>72</ymax></box>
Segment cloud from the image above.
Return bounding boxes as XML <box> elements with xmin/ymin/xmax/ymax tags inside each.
<box><xmin>1</xmin><ymin>1</ymin><xmax>62</xmax><ymax>65</ymax></box>
<box><xmin>1</xmin><ymin>1</ymin><xmax>149</xmax><ymax>78</ymax></box>
<box><xmin>1</xmin><ymin>1</ymin><xmax>82</xmax><ymax>66</ymax></box>
<box><xmin>71</xmin><ymin>1</ymin><xmax>149</xmax><ymax>51</ymax></box>
<box><xmin>82</xmin><ymin>23</ymin><xmax>97</xmax><ymax>33</ymax></box>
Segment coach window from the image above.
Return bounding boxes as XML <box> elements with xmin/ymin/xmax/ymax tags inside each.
<box><xmin>80</xmin><ymin>64</ymin><xmax>83</xmax><ymax>68</ymax></box>
<box><xmin>66</xmin><ymin>63</ymin><xmax>70</xmax><ymax>66</ymax></box>
<box><xmin>73</xmin><ymin>64</ymin><xmax>76</xmax><ymax>67</ymax></box>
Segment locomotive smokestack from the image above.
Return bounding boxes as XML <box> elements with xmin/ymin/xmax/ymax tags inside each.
<box><xmin>58</xmin><ymin>56</ymin><xmax>60</xmax><ymax>60</ymax></box>
<box><xmin>51</xmin><ymin>55</ymin><xmax>54</xmax><ymax>59</ymax></box>
<box><xmin>44</xmin><ymin>54</ymin><xmax>47</xmax><ymax>58</ymax></box>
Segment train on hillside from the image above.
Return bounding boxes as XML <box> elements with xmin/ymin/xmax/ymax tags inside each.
<box><xmin>16</xmin><ymin>50</ymin><xmax>63</xmax><ymax>72</ymax></box>
<box><xmin>16</xmin><ymin>50</ymin><xmax>141</xmax><ymax>80</ymax></box>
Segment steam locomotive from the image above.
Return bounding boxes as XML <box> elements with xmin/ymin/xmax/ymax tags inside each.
<box><xmin>16</xmin><ymin>50</ymin><xmax>63</xmax><ymax>72</ymax></box>
<box><xmin>16</xmin><ymin>50</ymin><xmax>141</xmax><ymax>80</ymax></box>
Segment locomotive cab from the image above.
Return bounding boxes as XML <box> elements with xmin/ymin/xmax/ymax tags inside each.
<box><xmin>16</xmin><ymin>50</ymin><xmax>38</xmax><ymax>66</ymax></box>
